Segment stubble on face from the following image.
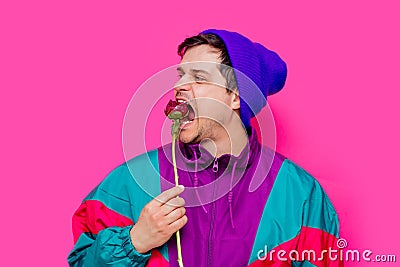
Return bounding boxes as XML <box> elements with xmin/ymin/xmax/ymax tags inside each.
<box><xmin>200</xmin><ymin>120</ymin><xmax>218</xmax><ymax>143</ymax></box>
<box><xmin>177</xmin><ymin>91</ymin><xmax>233</xmax><ymax>144</ymax></box>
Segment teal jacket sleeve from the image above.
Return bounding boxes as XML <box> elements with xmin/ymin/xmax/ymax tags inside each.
<box><xmin>287</xmin><ymin>160</ymin><xmax>344</xmax><ymax>267</ymax></box>
<box><xmin>68</xmin><ymin>225</ymin><xmax>151</xmax><ymax>266</ymax></box>
<box><xmin>250</xmin><ymin>158</ymin><xmax>344</xmax><ymax>266</ymax></box>
<box><xmin>67</xmin><ymin>164</ymin><xmax>151</xmax><ymax>266</ymax></box>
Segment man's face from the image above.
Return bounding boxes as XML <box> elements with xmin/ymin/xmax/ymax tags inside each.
<box><xmin>174</xmin><ymin>44</ymin><xmax>239</xmax><ymax>144</ymax></box>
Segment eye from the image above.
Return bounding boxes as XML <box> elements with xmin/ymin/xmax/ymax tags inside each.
<box><xmin>194</xmin><ymin>75</ymin><xmax>206</xmax><ymax>82</ymax></box>
<box><xmin>177</xmin><ymin>73</ymin><xmax>184</xmax><ymax>78</ymax></box>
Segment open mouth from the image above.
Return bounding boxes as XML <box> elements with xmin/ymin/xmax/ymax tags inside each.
<box><xmin>177</xmin><ymin>100</ymin><xmax>195</xmax><ymax>127</ymax></box>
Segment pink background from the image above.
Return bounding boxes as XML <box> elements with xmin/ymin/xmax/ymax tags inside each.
<box><xmin>1</xmin><ymin>0</ymin><xmax>399</xmax><ymax>266</ymax></box>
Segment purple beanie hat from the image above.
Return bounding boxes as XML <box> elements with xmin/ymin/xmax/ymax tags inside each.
<box><xmin>200</xmin><ymin>29</ymin><xmax>287</xmax><ymax>129</ymax></box>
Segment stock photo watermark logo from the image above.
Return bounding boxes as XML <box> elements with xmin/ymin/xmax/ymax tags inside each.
<box><xmin>257</xmin><ymin>238</ymin><xmax>396</xmax><ymax>263</ymax></box>
<box><xmin>122</xmin><ymin>62</ymin><xmax>278</xmax><ymax>206</ymax></box>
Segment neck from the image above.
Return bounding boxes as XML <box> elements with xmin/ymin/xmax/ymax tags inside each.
<box><xmin>201</xmin><ymin>122</ymin><xmax>249</xmax><ymax>158</ymax></box>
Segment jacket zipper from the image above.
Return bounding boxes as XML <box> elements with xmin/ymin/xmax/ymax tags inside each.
<box><xmin>208</xmin><ymin>157</ymin><xmax>218</xmax><ymax>267</ymax></box>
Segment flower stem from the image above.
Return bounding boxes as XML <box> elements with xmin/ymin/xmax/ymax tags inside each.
<box><xmin>171</xmin><ymin>124</ymin><xmax>184</xmax><ymax>267</ymax></box>
<box><xmin>172</xmin><ymin>132</ymin><xmax>179</xmax><ymax>186</ymax></box>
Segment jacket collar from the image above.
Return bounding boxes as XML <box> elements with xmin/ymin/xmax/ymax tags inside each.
<box><xmin>177</xmin><ymin>127</ymin><xmax>261</xmax><ymax>171</ymax></box>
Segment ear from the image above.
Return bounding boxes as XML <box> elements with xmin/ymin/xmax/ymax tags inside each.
<box><xmin>230</xmin><ymin>91</ymin><xmax>240</xmax><ymax>110</ymax></box>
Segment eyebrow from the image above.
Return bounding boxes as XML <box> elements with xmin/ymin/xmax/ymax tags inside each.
<box><xmin>176</xmin><ymin>66</ymin><xmax>211</xmax><ymax>76</ymax></box>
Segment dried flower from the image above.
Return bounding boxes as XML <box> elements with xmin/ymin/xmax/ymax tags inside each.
<box><xmin>164</xmin><ymin>99</ymin><xmax>188</xmax><ymax>267</ymax></box>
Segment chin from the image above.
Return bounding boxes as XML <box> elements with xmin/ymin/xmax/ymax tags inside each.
<box><xmin>179</xmin><ymin>126</ymin><xmax>202</xmax><ymax>144</ymax></box>
<box><xmin>178</xmin><ymin>132</ymin><xmax>196</xmax><ymax>144</ymax></box>
<box><xmin>178</xmin><ymin>120</ymin><xmax>200</xmax><ymax>144</ymax></box>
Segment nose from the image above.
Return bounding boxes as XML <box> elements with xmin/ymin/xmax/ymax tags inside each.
<box><xmin>174</xmin><ymin>76</ymin><xmax>192</xmax><ymax>95</ymax></box>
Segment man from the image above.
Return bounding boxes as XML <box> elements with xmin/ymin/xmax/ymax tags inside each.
<box><xmin>68</xmin><ymin>29</ymin><xmax>343</xmax><ymax>266</ymax></box>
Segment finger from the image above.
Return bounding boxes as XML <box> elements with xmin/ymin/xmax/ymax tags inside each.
<box><xmin>168</xmin><ymin>215</ymin><xmax>188</xmax><ymax>232</ymax></box>
<box><xmin>161</xmin><ymin>197</ymin><xmax>185</xmax><ymax>215</ymax></box>
<box><xmin>150</xmin><ymin>186</ymin><xmax>184</xmax><ymax>207</ymax></box>
<box><xmin>165</xmin><ymin>207</ymin><xmax>186</xmax><ymax>225</ymax></box>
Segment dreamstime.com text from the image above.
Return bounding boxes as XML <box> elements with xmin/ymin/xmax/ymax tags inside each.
<box><xmin>257</xmin><ymin>238</ymin><xmax>396</xmax><ymax>263</ymax></box>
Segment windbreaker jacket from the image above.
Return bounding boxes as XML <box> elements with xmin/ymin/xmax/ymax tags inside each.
<box><xmin>68</xmin><ymin>129</ymin><xmax>343</xmax><ymax>267</ymax></box>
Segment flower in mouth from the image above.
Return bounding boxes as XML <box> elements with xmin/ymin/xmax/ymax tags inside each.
<box><xmin>164</xmin><ymin>99</ymin><xmax>195</xmax><ymax>124</ymax></box>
